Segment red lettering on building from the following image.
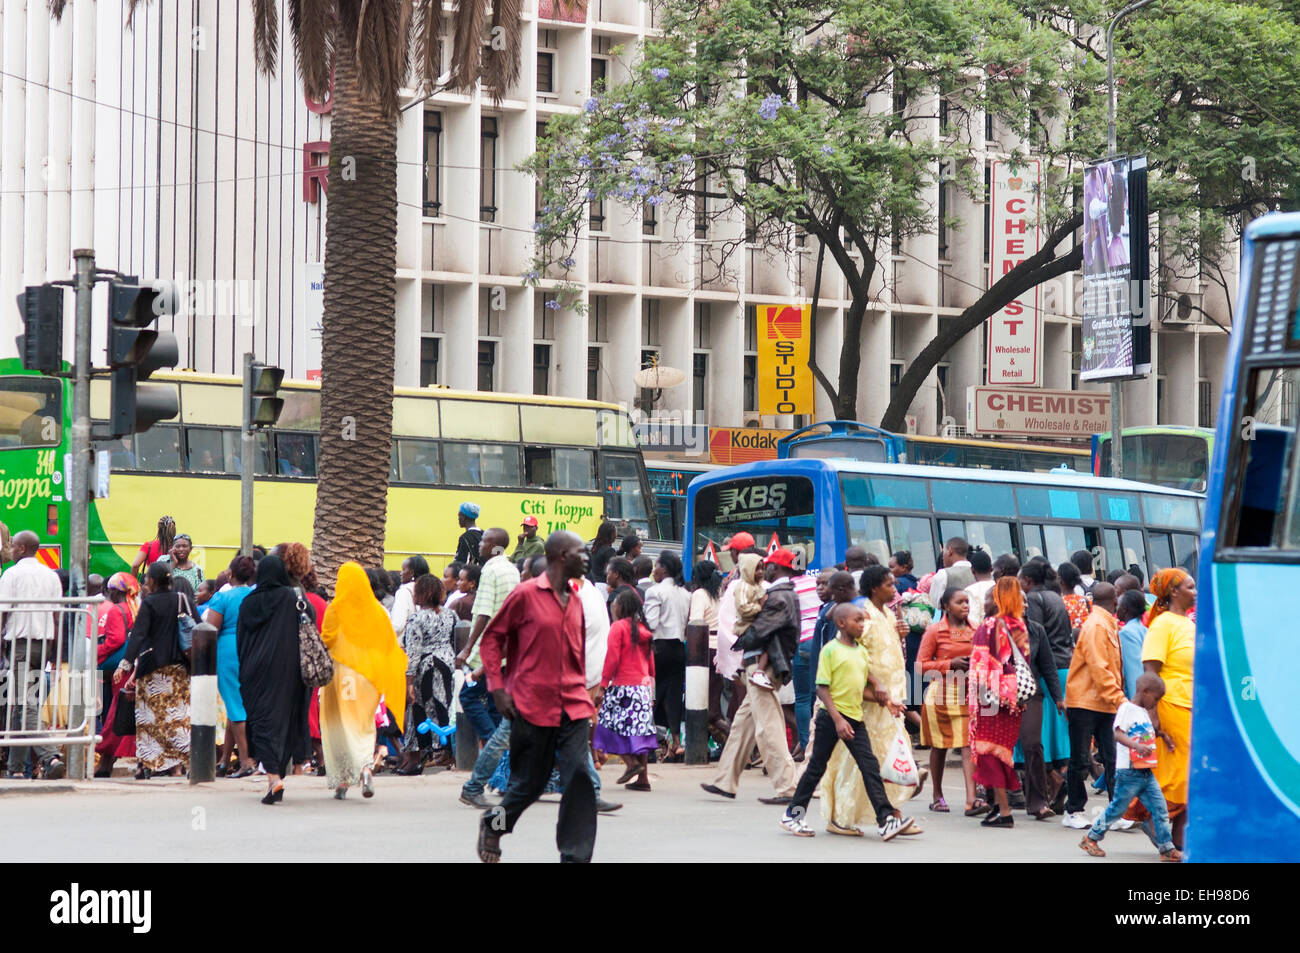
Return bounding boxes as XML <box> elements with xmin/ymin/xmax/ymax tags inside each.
<box><xmin>303</xmin><ymin>141</ymin><xmax>330</xmax><ymax>203</ymax></box>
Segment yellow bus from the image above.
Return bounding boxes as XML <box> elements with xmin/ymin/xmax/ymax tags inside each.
<box><xmin>85</xmin><ymin>371</ymin><xmax>658</xmax><ymax>576</ymax></box>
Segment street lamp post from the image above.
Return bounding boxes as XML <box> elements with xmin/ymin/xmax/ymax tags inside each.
<box><xmin>1104</xmin><ymin>0</ymin><xmax>1158</xmax><ymax>480</ymax></box>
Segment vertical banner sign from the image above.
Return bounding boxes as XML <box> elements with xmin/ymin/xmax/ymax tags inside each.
<box><xmin>757</xmin><ymin>304</ymin><xmax>814</xmax><ymax>415</ymax></box>
<box><xmin>304</xmin><ymin>263</ymin><xmax>324</xmax><ymax>381</ymax></box>
<box><xmin>1080</xmin><ymin>155</ymin><xmax>1151</xmax><ymax>381</ymax></box>
<box><xmin>986</xmin><ymin>159</ymin><xmax>1043</xmax><ymax>385</ymax></box>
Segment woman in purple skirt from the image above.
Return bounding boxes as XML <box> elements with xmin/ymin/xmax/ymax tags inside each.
<box><xmin>594</xmin><ymin>589</ymin><xmax>658</xmax><ymax>792</ymax></box>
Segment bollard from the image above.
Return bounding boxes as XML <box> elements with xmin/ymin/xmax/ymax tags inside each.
<box><xmin>189</xmin><ymin>623</ymin><xmax>218</xmax><ymax>783</ymax></box>
<box><xmin>684</xmin><ymin>621</ymin><xmax>710</xmax><ymax>764</ymax></box>
<box><xmin>453</xmin><ymin>621</ymin><xmax>479</xmax><ymax>770</ymax></box>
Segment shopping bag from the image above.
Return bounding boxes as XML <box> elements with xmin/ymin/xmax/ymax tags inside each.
<box><xmin>880</xmin><ymin>723</ymin><xmax>920</xmax><ymax>786</ymax></box>
<box><xmin>41</xmin><ymin>663</ymin><xmax>72</xmax><ymax>729</ymax></box>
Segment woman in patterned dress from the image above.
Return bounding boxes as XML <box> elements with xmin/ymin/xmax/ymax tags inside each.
<box><xmin>917</xmin><ymin>587</ymin><xmax>982</xmax><ymax>815</ymax></box>
<box><xmin>396</xmin><ymin>574</ymin><xmax>458</xmax><ymax>774</ymax></box>
<box><xmin>116</xmin><ymin>562</ymin><xmax>193</xmax><ymax>778</ymax></box>
<box><xmin>593</xmin><ymin>588</ymin><xmax>657</xmax><ymax>792</ymax></box>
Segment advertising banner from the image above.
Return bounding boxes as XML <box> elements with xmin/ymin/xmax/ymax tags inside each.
<box><xmin>757</xmin><ymin>304</ymin><xmax>814</xmax><ymax>415</ymax></box>
<box><xmin>967</xmin><ymin>386</ymin><xmax>1111</xmax><ymax>437</ymax></box>
<box><xmin>1081</xmin><ymin>155</ymin><xmax>1151</xmax><ymax>381</ymax></box>
<box><xmin>708</xmin><ymin>427</ymin><xmax>791</xmax><ymax>465</ymax></box>
<box><xmin>986</xmin><ymin>159</ymin><xmax>1043</xmax><ymax>385</ymax></box>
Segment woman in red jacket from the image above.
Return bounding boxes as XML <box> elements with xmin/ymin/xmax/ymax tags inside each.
<box><xmin>594</xmin><ymin>588</ymin><xmax>657</xmax><ymax>792</ymax></box>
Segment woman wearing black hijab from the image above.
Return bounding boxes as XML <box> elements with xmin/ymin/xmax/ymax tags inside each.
<box><xmin>237</xmin><ymin>556</ymin><xmax>315</xmax><ymax>804</ymax></box>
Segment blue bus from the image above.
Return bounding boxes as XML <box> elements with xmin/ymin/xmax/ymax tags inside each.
<box><xmin>1190</xmin><ymin>212</ymin><xmax>1300</xmax><ymax>861</ymax></box>
<box><xmin>778</xmin><ymin>419</ymin><xmax>1090</xmax><ymax>473</ymax></box>
<box><xmin>1091</xmin><ymin>425</ymin><xmax>1215</xmax><ymax>492</ymax></box>
<box><xmin>682</xmin><ymin>457</ymin><xmax>1202</xmax><ymax>583</ymax></box>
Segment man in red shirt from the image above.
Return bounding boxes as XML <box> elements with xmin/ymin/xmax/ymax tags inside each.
<box><xmin>477</xmin><ymin>530</ymin><xmax>597</xmax><ymax>863</ymax></box>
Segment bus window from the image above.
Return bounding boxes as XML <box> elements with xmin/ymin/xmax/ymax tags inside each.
<box><xmin>786</xmin><ymin>437</ymin><xmax>889</xmax><ymax>461</ymax></box>
<box><xmin>1172</xmin><ymin>533</ymin><xmax>1199</xmax><ymax>576</ymax></box>
<box><xmin>888</xmin><ymin>516</ymin><xmax>936</xmax><ymax>575</ymax></box>
<box><xmin>1097</xmin><ymin>491</ymin><xmax>1140</xmax><ymax>522</ymax></box>
<box><xmin>1102</xmin><ymin>528</ymin><xmax>1147</xmax><ymax>577</ymax></box>
<box><xmin>396</xmin><ymin>439</ymin><xmax>440</xmax><ymax>484</ymax></box>
<box><xmin>694</xmin><ymin>476</ymin><xmax>816</xmax><ymax>565</ymax></box>
<box><xmin>1142</xmin><ymin>494</ymin><xmax>1200</xmax><ymax>531</ymax></box>
<box><xmin>930</xmin><ymin>480</ymin><xmax>1015</xmax><ymax>518</ymax></box>
<box><xmin>101</xmin><ymin>436</ymin><xmax>137</xmax><ymax>470</ymax></box>
<box><xmin>0</xmin><ymin>376</ymin><xmax>61</xmax><ymax>448</ymax></box>
<box><xmin>525</xmin><ymin>447</ymin><xmax>596</xmax><ymax>491</ymax></box>
<box><xmin>390</xmin><ymin>443</ymin><xmax>400</xmax><ymax>482</ymax></box>
<box><xmin>1148</xmin><ymin>532</ymin><xmax>1175</xmax><ymax>575</ymax></box>
<box><xmin>185</xmin><ymin>428</ymin><xmax>228</xmax><ymax>473</ymax></box>
<box><xmin>227</xmin><ymin>431</ymin><xmax>272</xmax><ymax>475</ymax></box>
<box><xmin>1098</xmin><ymin>432</ymin><xmax>1210</xmax><ymax>491</ymax></box>
<box><xmin>135</xmin><ymin>425</ymin><xmax>182</xmax><ymax>472</ymax></box>
<box><xmin>1222</xmin><ymin>368</ymin><xmax>1297</xmax><ymax>547</ymax></box>
<box><xmin>602</xmin><ymin>452</ymin><xmax>653</xmax><ymax>538</ymax></box>
<box><xmin>276</xmin><ymin>434</ymin><xmax>317</xmax><ymax>478</ymax></box>
<box><xmin>443</xmin><ymin>442</ymin><xmax>521</xmax><ymax>486</ymax></box>
<box><xmin>939</xmin><ymin>519</ymin><xmax>1015</xmax><ymax>565</ymax></box>
<box><xmin>848</xmin><ymin>514</ymin><xmax>889</xmax><ymax>564</ymax></box>
<box><xmin>1015</xmin><ymin>486</ymin><xmax>1097</xmax><ymax>522</ymax></box>
<box><xmin>840</xmin><ymin>474</ymin><xmax>928</xmax><ymax>510</ymax></box>
<box><xmin>1021</xmin><ymin>524</ymin><xmax>1045</xmax><ymax>561</ymax></box>
<box><xmin>1026</xmin><ymin>523</ymin><xmax>1097</xmax><ymax>567</ymax></box>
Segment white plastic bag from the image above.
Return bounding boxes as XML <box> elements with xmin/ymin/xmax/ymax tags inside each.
<box><xmin>880</xmin><ymin>723</ymin><xmax>919</xmax><ymax>786</ymax></box>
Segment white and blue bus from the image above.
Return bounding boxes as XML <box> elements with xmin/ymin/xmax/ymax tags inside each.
<box><xmin>682</xmin><ymin>458</ymin><xmax>1202</xmax><ymax>582</ymax></box>
<box><xmin>1192</xmin><ymin>211</ymin><xmax>1300</xmax><ymax>861</ymax></box>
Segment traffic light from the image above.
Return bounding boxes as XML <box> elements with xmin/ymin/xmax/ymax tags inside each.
<box><xmin>247</xmin><ymin>362</ymin><xmax>284</xmax><ymax>427</ymax></box>
<box><xmin>106</xmin><ymin>278</ymin><xmax>180</xmax><ymax>438</ymax></box>
<box><xmin>15</xmin><ymin>285</ymin><xmax>65</xmax><ymax>375</ymax></box>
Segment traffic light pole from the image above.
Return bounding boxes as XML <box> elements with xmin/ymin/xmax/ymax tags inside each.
<box><xmin>241</xmin><ymin>352</ymin><xmax>254</xmax><ymax>556</ymax></box>
<box><xmin>67</xmin><ymin>248</ymin><xmax>95</xmax><ymax>781</ymax></box>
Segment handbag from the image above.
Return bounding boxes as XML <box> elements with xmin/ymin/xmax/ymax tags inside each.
<box><xmin>176</xmin><ymin>592</ymin><xmax>196</xmax><ymax>651</ymax></box>
<box><xmin>112</xmin><ymin>667</ymin><xmax>137</xmax><ymax>736</ymax></box>
<box><xmin>1007</xmin><ymin>631</ymin><xmax>1037</xmax><ymax>705</ymax></box>
<box><xmin>296</xmin><ymin>590</ymin><xmax>334</xmax><ymax>688</ymax></box>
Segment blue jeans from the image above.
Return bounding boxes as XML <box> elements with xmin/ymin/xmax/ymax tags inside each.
<box><xmin>459</xmin><ymin>680</ymin><xmax>501</xmax><ymax>743</ymax></box>
<box><xmin>462</xmin><ymin>715</ymin><xmax>603</xmax><ymax>797</ymax></box>
<box><xmin>793</xmin><ymin>642</ymin><xmax>813</xmax><ymax>748</ymax></box>
<box><xmin>1086</xmin><ymin>768</ymin><xmax>1175</xmax><ymax>853</ymax></box>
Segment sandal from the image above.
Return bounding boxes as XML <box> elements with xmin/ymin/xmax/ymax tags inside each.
<box><xmin>1160</xmin><ymin>848</ymin><xmax>1183</xmax><ymax>863</ymax></box>
<box><xmin>626</xmin><ymin>781</ymin><xmax>652</xmax><ymax>792</ymax></box>
<box><xmin>929</xmin><ymin>798</ymin><xmax>950</xmax><ymax>813</ymax></box>
<box><xmin>615</xmin><ymin>763</ymin><xmax>640</xmax><ymax>785</ymax></box>
<box><xmin>1033</xmin><ymin>807</ymin><xmax>1056</xmax><ymax>820</ymax></box>
<box><xmin>1079</xmin><ymin>837</ymin><xmax>1106</xmax><ymax>857</ymax></box>
<box><xmin>478</xmin><ymin>818</ymin><xmax>502</xmax><ymax>864</ymax></box>
<box><xmin>964</xmin><ymin>798</ymin><xmax>989</xmax><ymax>816</ymax></box>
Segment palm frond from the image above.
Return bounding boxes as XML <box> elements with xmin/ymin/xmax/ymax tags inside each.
<box><xmin>48</xmin><ymin>0</ymin><xmax>68</xmax><ymax>20</ymax></box>
<box><xmin>253</xmin><ymin>0</ymin><xmax>281</xmax><ymax>75</ymax></box>
<box><xmin>484</xmin><ymin>0</ymin><xmax>522</xmax><ymax>105</ymax></box>
<box><xmin>289</xmin><ymin>0</ymin><xmax>338</xmax><ymax>105</ymax></box>
<box><xmin>412</xmin><ymin>0</ymin><xmax>444</xmax><ymax>92</ymax></box>
<box><xmin>449</xmin><ymin>0</ymin><xmax>487</xmax><ymax>92</ymax></box>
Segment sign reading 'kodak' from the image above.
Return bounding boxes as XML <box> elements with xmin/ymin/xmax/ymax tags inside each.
<box><xmin>757</xmin><ymin>304</ymin><xmax>814</xmax><ymax>415</ymax></box>
<box><xmin>708</xmin><ymin>427</ymin><xmax>792</xmax><ymax>466</ymax></box>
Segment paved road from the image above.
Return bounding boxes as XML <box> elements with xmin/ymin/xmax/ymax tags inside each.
<box><xmin>0</xmin><ymin>761</ymin><xmax>1165</xmax><ymax>863</ymax></box>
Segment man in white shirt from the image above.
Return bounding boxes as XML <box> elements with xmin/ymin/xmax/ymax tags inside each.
<box><xmin>1072</xmin><ymin>550</ymin><xmax>1097</xmax><ymax>597</ymax></box>
<box><xmin>964</xmin><ymin>549</ymin><xmax>996</xmax><ymax>628</ymax></box>
<box><xmin>389</xmin><ymin>555</ymin><xmax>430</xmax><ymax>636</ymax></box>
<box><xmin>0</xmin><ymin>531</ymin><xmax>65</xmax><ymax>779</ymax></box>
<box><xmin>927</xmin><ymin>537</ymin><xmax>974</xmax><ymax>606</ymax></box>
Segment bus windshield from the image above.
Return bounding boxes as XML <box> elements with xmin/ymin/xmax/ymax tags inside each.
<box><xmin>0</xmin><ymin>376</ymin><xmax>61</xmax><ymax>449</ymax></box>
<box><xmin>693</xmin><ymin>476</ymin><xmax>817</xmax><ymax>572</ymax></box>
<box><xmin>1097</xmin><ymin>433</ymin><xmax>1209</xmax><ymax>492</ymax></box>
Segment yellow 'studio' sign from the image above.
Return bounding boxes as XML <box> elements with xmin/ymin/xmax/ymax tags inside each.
<box><xmin>757</xmin><ymin>304</ymin><xmax>814</xmax><ymax>415</ymax></box>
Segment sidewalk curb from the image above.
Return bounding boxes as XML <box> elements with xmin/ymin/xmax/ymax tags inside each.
<box><xmin>0</xmin><ymin>784</ymin><xmax>75</xmax><ymax>795</ymax></box>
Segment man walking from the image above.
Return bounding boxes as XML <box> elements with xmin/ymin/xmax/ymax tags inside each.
<box><xmin>477</xmin><ymin>531</ymin><xmax>597</xmax><ymax>863</ymax></box>
<box><xmin>701</xmin><ymin>549</ymin><xmax>800</xmax><ymax>804</ymax></box>
<box><xmin>1061</xmin><ymin>582</ymin><xmax>1126</xmax><ymax>829</ymax></box>
<box><xmin>511</xmin><ymin>516</ymin><xmax>545</xmax><ymax>562</ymax></box>
<box><xmin>0</xmin><ymin>531</ymin><xmax>66</xmax><ymax>779</ymax></box>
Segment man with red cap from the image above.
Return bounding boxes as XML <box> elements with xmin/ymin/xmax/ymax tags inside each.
<box><xmin>703</xmin><ymin>548</ymin><xmax>801</xmax><ymax>803</ymax></box>
<box><xmin>511</xmin><ymin>515</ymin><xmax>545</xmax><ymax>562</ymax></box>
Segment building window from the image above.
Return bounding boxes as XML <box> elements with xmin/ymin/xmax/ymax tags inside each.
<box><xmin>1198</xmin><ymin>379</ymin><xmax>1213</xmax><ymax>428</ymax></box>
<box><xmin>983</xmin><ymin>165</ymin><xmax>991</xmax><ymax>265</ymax></box>
<box><xmin>694</xmin><ymin>303</ymin><xmax>712</xmax><ymax>348</ymax></box>
<box><xmin>890</xmin><ymin>361</ymin><xmax>903</xmax><ymax>402</ymax></box>
<box><xmin>937</xmin><ymin>178</ymin><xmax>949</xmax><ymax>260</ymax></box>
<box><xmin>587</xmin><ymin>347</ymin><xmax>601</xmax><ymax>401</ymax></box>
<box><xmin>589</xmin><ymin>296</ymin><xmax>609</xmax><ymax>342</ymax></box>
<box><xmin>1157</xmin><ymin>376</ymin><xmax>1166</xmax><ymax>423</ymax></box>
<box><xmin>480</xmin><ymin>117</ymin><xmax>498</xmax><ymax>223</ymax></box>
<box><xmin>642</xmin><ymin>197</ymin><xmax>658</xmax><ymax>236</ymax></box>
<box><xmin>533</xmin><ymin>344</ymin><xmax>551</xmax><ymax>395</ymax></box>
<box><xmin>891</xmin><ymin>213</ymin><xmax>902</xmax><ymax>256</ymax></box>
<box><xmin>693</xmin><ymin>352</ymin><xmax>708</xmax><ymax>419</ymax></box>
<box><xmin>694</xmin><ymin>164</ymin><xmax>708</xmax><ymax>239</ymax></box>
<box><xmin>745</xmin><ymin>208</ymin><xmax>758</xmax><ymax>244</ymax></box>
<box><xmin>420</xmin><ymin>337</ymin><xmax>440</xmax><ymax>387</ymax></box>
<box><xmin>1071</xmin><ymin>324</ymin><xmax>1082</xmax><ymax>390</ymax></box>
<box><xmin>535</xmin><ymin>121</ymin><xmax>550</xmax><ymax>219</ymax></box>
<box><xmin>423</xmin><ymin>111</ymin><xmax>442</xmax><ymax>216</ymax></box>
<box><xmin>591</xmin><ymin>56</ymin><xmax>608</xmax><ymax>89</ymax></box>
<box><xmin>744</xmin><ymin>305</ymin><xmax>758</xmax><ymax>412</ymax></box>
<box><xmin>985</xmin><ymin>110</ymin><xmax>994</xmax><ymax>142</ymax></box>
<box><xmin>478</xmin><ymin>340</ymin><xmax>496</xmax><ymax>392</ymax></box>
<box><xmin>642</xmin><ymin>299</ymin><xmax>661</xmax><ymax>348</ymax></box>
<box><xmin>590</xmin><ymin>193</ymin><xmax>606</xmax><ymax>232</ymax></box>
<box><xmin>536</xmin><ymin>33</ymin><xmax>556</xmax><ymax>94</ymax></box>
<box><xmin>939</xmin><ymin>97</ymin><xmax>951</xmax><ymax>136</ymax></box>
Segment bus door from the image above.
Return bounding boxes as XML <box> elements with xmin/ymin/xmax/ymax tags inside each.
<box><xmin>1020</xmin><ymin>523</ymin><xmax>1100</xmax><ymax>567</ymax></box>
<box><xmin>1101</xmin><ymin>527</ymin><xmax>1147</xmax><ymax>579</ymax></box>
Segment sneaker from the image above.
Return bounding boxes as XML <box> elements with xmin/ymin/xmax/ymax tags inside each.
<box><xmin>780</xmin><ymin>812</ymin><xmax>815</xmax><ymax>837</ymax></box>
<box><xmin>750</xmin><ymin>670</ymin><xmax>775</xmax><ymax>690</ymax></box>
<box><xmin>1109</xmin><ymin>818</ymin><xmax>1137</xmax><ymax>832</ymax></box>
<box><xmin>878</xmin><ymin>815</ymin><xmax>915</xmax><ymax>841</ymax></box>
<box><xmin>1062</xmin><ymin>811</ymin><xmax>1091</xmax><ymax>829</ymax></box>
<box><xmin>43</xmin><ymin>758</ymin><xmax>66</xmax><ymax>781</ymax></box>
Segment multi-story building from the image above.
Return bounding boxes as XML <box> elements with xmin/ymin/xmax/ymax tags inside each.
<box><xmin>0</xmin><ymin>0</ymin><xmax>1231</xmax><ymax>440</ymax></box>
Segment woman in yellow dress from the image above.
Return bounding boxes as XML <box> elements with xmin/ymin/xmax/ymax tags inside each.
<box><xmin>320</xmin><ymin>562</ymin><xmax>408</xmax><ymax>800</ymax></box>
<box><xmin>821</xmin><ymin>565</ymin><xmax>921</xmax><ymax>835</ymax></box>
<box><xmin>1138</xmin><ymin>567</ymin><xmax>1196</xmax><ymax>850</ymax></box>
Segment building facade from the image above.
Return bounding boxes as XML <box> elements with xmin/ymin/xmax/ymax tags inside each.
<box><xmin>0</xmin><ymin>0</ymin><xmax>1231</xmax><ymax>440</ymax></box>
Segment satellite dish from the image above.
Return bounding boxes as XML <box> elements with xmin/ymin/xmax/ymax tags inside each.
<box><xmin>633</xmin><ymin>365</ymin><xmax>686</xmax><ymax>389</ymax></box>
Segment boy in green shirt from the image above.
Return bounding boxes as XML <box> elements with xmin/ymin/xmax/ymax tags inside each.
<box><xmin>779</xmin><ymin>603</ymin><xmax>917</xmax><ymax>840</ymax></box>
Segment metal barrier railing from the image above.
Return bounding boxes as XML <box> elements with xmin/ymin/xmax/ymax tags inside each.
<box><xmin>0</xmin><ymin>597</ymin><xmax>100</xmax><ymax>781</ymax></box>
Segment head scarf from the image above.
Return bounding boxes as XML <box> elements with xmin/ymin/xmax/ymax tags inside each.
<box><xmin>238</xmin><ymin>555</ymin><xmax>297</xmax><ymax>635</ymax></box>
<box><xmin>107</xmin><ymin>572</ymin><xmax>140</xmax><ymax>620</ymax></box>
<box><xmin>459</xmin><ymin>502</ymin><xmax>480</xmax><ymax>520</ymax></box>
<box><xmin>321</xmin><ymin>562</ymin><xmax>409</xmax><ymax>728</ymax></box>
<box><xmin>1148</xmin><ymin>568</ymin><xmax>1190</xmax><ymax>625</ymax></box>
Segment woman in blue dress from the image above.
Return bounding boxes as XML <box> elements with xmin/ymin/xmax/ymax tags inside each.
<box><xmin>204</xmin><ymin>555</ymin><xmax>258</xmax><ymax>777</ymax></box>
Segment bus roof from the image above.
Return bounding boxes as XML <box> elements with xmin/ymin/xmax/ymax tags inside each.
<box><xmin>907</xmin><ymin>434</ymin><xmax>1089</xmax><ymax>453</ymax></box>
<box><xmin>146</xmin><ymin>369</ymin><xmax>626</xmax><ymax>412</ymax></box>
<box><xmin>1094</xmin><ymin>426</ymin><xmax>1214</xmax><ymax>439</ymax></box>
<box><xmin>687</xmin><ymin>457</ymin><xmax>1205</xmax><ymax>499</ymax></box>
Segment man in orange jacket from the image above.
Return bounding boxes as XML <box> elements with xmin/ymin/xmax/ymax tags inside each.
<box><xmin>1061</xmin><ymin>582</ymin><xmax>1126</xmax><ymax>829</ymax></box>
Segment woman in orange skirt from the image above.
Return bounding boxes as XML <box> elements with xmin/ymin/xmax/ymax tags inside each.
<box><xmin>917</xmin><ymin>587</ymin><xmax>981</xmax><ymax>815</ymax></box>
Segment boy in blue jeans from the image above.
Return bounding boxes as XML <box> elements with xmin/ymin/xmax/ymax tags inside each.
<box><xmin>1078</xmin><ymin>672</ymin><xmax>1182</xmax><ymax>862</ymax></box>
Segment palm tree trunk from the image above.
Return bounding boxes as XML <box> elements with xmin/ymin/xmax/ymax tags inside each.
<box><xmin>311</xmin><ymin>42</ymin><xmax>397</xmax><ymax>590</ymax></box>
